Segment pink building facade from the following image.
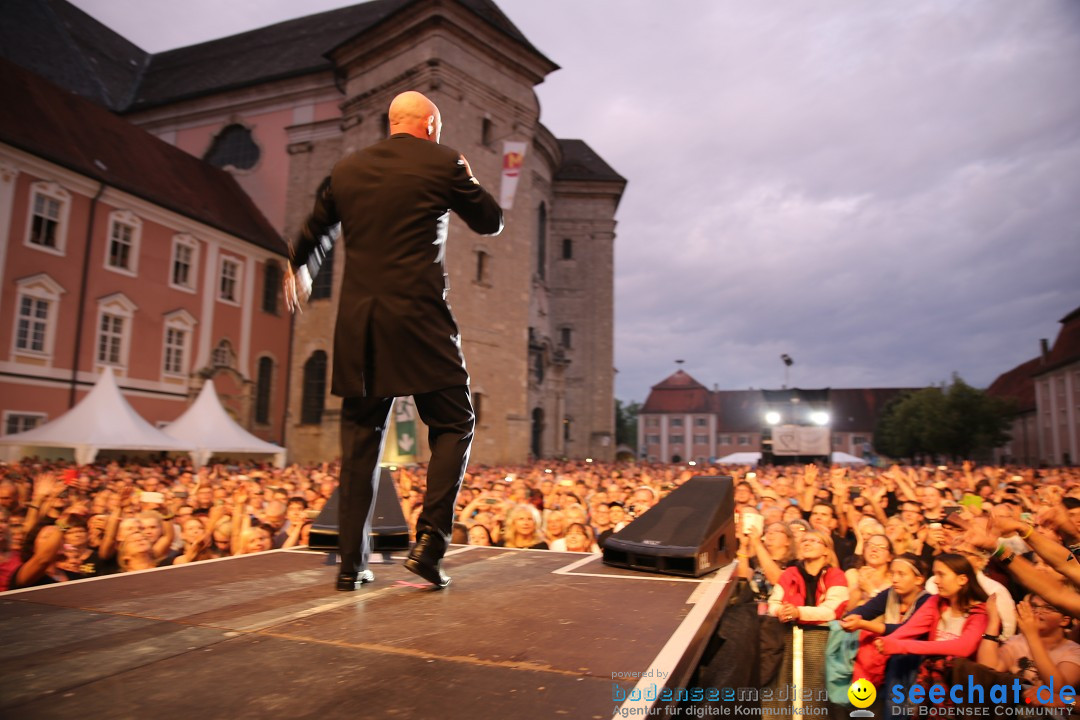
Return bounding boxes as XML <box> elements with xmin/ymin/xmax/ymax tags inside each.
<box><xmin>0</xmin><ymin>59</ymin><xmax>291</xmax><ymax>444</ymax></box>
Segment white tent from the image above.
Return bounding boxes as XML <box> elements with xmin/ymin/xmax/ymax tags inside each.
<box><xmin>830</xmin><ymin>451</ymin><xmax>869</xmax><ymax>465</ymax></box>
<box><xmin>714</xmin><ymin>452</ymin><xmax>762</xmax><ymax>466</ymax></box>
<box><xmin>0</xmin><ymin>367</ymin><xmax>190</xmax><ymax>464</ymax></box>
<box><xmin>162</xmin><ymin>379</ymin><xmax>286</xmax><ymax>468</ymax></box>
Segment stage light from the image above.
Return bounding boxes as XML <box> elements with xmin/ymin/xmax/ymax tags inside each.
<box><xmin>688</xmin><ymin>460</ymin><xmax>697</xmax><ymax>466</ymax></box>
<box><xmin>586</xmin><ymin>458</ymin><xmax>593</xmax><ymax>463</ymax></box>
<box><xmin>811</xmin><ymin>411</ymin><xmax>829</xmax><ymax>426</ymax></box>
<box><xmin>545</xmin><ymin>468</ymin><xmax>552</xmax><ymax>473</ymax></box>
<box><xmin>765</xmin><ymin>411</ymin><xmax>781</xmax><ymax>425</ymax></box>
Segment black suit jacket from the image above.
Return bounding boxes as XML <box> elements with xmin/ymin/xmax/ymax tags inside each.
<box><xmin>292</xmin><ymin>134</ymin><xmax>503</xmax><ymax>398</ymax></box>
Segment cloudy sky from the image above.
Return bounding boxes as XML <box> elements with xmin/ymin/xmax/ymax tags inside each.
<box><xmin>71</xmin><ymin>0</ymin><xmax>1080</xmax><ymax>402</ymax></box>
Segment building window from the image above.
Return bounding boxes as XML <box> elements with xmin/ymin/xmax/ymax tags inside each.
<box><xmin>695</xmin><ymin>417</ymin><xmax>708</xmax><ymax>427</ymax></box>
<box><xmin>670</xmin><ymin>435</ymin><xmax>684</xmax><ymax>444</ymax></box>
<box><xmin>301</xmin><ymin>351</ymin><xmax>327</xmax><ymax>424</ymax></box>
<box><xmin>163</xmin><ymin>327</ymin><xmax>186</xmax><ymax>375</ymax></box>
<box><xmin>104</xmin><ymin>211</ymin><xmax>141</xmax><ymax>275</ymax></box>
<box><xmin>310</xmin><ymin>244</ymin><xmax>333</xmax><ymax>300</ymax></box>
<box><xmin>219</xmin><ymin>257</ymin><xmax>241</xmax><ymax>303</ymax></box>
<box><xmin>693</xmin><ymin>435</ymin><xmax>708</xmax><ymax>444</ymax></box>
<box><xmin>563</xmin><ymin>416</ymin><xmax>572</xmax><ymax>442</ymax></box>
<box><xmin>481</xmin><ymin>117</ymin><xmax>493</xmax><ymax>147</ymax></box>
<box><xmin>94</xmin><ymin>294</ymin><xmax>135</xmax><ymax>370</ymax></box>
<box><xmin>161</xmin><ymin>310</ymin><xmax>195</xmax><ymax>378</ymax></box>
<box><xmin>170</xmin><ymin>235</ymin><xmax>198</xmax><ymax>291</ymax></box>
<box><xmin>646</xmin><ymin>417</ymin><xmax>658</xmax><ymax>427</ymax></box>
<box><xmin>536</xmin><ymin>203</ymin><xmax>547</xmax><ymax>281</ymax></box>
<box><xmin>671</xmin><ymin>418</ymin><xmax>683</xmax><ymax>427</ymax></box>
<box><xmin>4</xmin><ymin>412</ymin><xmax>46</xmax><ymax>436</ymax></box>
<box><xmin>211</xmin><ymin>339</ymin><xmax>235</xmax><ymax>369</ymax></box>
<box><xmin>852</xmin><ymin>435</ymin><xmax>867</xmax><ymax>447</ymax></box>
<box><xmin>719</xmin><ymin>435</ymin><xmax>732</xmax><ymax>445</ymax></box>
<box><xmin>646</xmin><ymin>434</ymin><xmax>660</xmax><ymax>444</ymax></box>
<box><xmin>532</xmin><ymin>350</ymin><xmax>544</xmax><ymax>385</ymax></box>
<box><xmin>475</xmin><ymin>249</ymin><xmax>490</xmax><ymax>284</ymax></box>
<box><xmin>255</xmin><ymin>356</ymin><xmax>273</xmax><ymax>424</ymax></box>
<box><xmin>12</xmin><ymin>274</ymin><xmax>63</xmax><ymax>359</ymax></box>
<box><xmin>16</xmin><ymin>295</ymin><xmax>49</xmax><ymax>352</ymax></box>
<box><xmin>737</xmin><ymin>435</ymin><xmax>750</xmax><ymax>446</ymax></box>
<box><xmin>97</xmin><ymin>314</ymin><xmax>124</xmax><ymax>365</ymax></box>
<box><xmin>832</xmin><ymin>434</ymin><xmax>844</xmax><ymax>447</ymax></box>
<box><xmin>203</xmin><ymin>123</ymin><xmax>260</xmax><ymax>170</ymax></box>
<box><xmin>562</xmin><ymin>238</ymin><xmax>573</xmax><ymax>260</ymax></box>
<box><xmin>559</xmin><ymin>327</ymin><xmax>572</xmax><ymax>348</ymax></box>
<box><xmin>262</xmin><ymin>262</ymin><xmax>280</xmax><ymax>314</ymax></box>
<box><xmin>25</xmin><ymin>182</ymin><xmax>70</xmax><ymax>254</ymax></box>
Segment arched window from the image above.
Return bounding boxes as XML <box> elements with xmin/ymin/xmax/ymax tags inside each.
<box><xmin>203</xmin><ymin>124</ymin><xmax>260</xmax><ymax>170</ymax></box>
<box><xmin>262</xmin><ymin>262</ymin><xmax>280</xmax><ymax>314</ymax></box>
<box><xmin>211</xmin><ymin>339</ymin><xmax>234</xmax><ymax>369</ymax></box>
<box><xmin>310</xmin><ymin>244</ymin><xmax>334</xmax><ymax>300</ymax></box>
<box><xmin>300</xmin><ymin>351</ymin><xmax>327</xmax><ymax>424</ymax></box>
<box><xmin>536</xmin><ymin>203</ymin><xmax>547</xmax><ymax>281</ymax></box>
<box><xmin>255</xmin><ymin>357</ymin><xmax>273</xmax><ymax>424</ymax></box>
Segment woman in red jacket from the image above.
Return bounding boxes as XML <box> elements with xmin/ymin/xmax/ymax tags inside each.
<box><xmin>879</xmin><ymin>553</ymin><xmax>989</xmax><ymax>659</ymax></box>
<box><xmin>768</xmin><ymin>529</ymin><xmax>850</xmax><ymax>624</ymax></box>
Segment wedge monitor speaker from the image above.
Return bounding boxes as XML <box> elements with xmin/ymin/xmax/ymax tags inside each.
<box><xmin>602</xmin><ymin>475</ymin><xmax>736</xmax><ymax>577</ymax></box>
<box><xmin>308</xmin><ymin>467</ymin><xmax>410</xmax><ymax>552</ymax></box>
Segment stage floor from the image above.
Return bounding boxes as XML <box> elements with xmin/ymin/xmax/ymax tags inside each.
<box><xmin>0</xmin><ymin>546</ymin><xmax>735</xmax><ymax>719</ymax></box>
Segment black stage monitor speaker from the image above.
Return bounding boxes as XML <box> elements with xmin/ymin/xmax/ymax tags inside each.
<box><xmin>308</xmin><ymin>467</ymin><xmax>410</xmax><ymax>553</ymax></box>
<box><xmin>602</xmin><ymin>475</ymin><xmax>736</xmax><ymax>577</ymax></box>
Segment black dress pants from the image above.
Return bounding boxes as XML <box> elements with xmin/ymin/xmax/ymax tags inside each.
<box><xmin>337</xmin><ymin>385</ymin><xmax>474</xmax><ymax>574</ymax></box>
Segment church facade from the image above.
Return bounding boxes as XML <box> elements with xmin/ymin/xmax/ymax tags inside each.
<box><xmin>1</xmin><ymin>0</ymin><xmax>624</xmax><ymax>464</ymax></box>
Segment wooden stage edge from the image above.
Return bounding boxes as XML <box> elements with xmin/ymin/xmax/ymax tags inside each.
<box><xmin>0</xmin><ymin>546</ymin><xmax>737</xmax><ymax>720</ymax></box>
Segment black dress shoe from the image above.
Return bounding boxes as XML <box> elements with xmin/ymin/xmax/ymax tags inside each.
<box><xmin>335</xmin><ymin>569</ymin><xmax>375</xmax><ymax>591</ymax></box>
<box><xmin>403</xmin><ymin>555</ymin><xmax>450</xmax><ymax>588</ymax></box>
<box><xmin>404</xmin><ymin>533</ymin><xmax>450</xmax><ymax>588</ymax></box>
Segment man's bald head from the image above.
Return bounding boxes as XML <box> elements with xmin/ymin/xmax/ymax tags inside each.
<box><xmin>388</xmin><ymin>91</ymin><xmax>441</xmax><ymax>143</ymax></box>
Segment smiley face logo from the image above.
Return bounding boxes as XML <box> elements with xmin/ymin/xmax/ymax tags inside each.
<box><xmin>848</xmin><ymin>678</ymin><xmax>876</xmax><ymax>709</ymax></box>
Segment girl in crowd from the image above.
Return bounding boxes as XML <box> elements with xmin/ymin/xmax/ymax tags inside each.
<box><xmin>467</xmin><ymin>524</ymin><xmax>493</xmax><ymax>546</ymax></box>
<box><xmin>845</xmin><ymin>532</ymin><xmax>894</xmax><ymax>608</ymax></box>
<box><xmin>878</xmin><ymin>553</ymin><xmax>989</xmax><ymax>683</ymax></box>
<box><xmin>840</xmin><ymin>553</ymin><xmax>931</xmax><ymax>687</ymax></box>
<box><xmin>550</xmin><ymin>523</ymin><xmax>599</xmax><ymax>552</ymax></box>
<box><xmin>499</xmin><ymin>505</ymin><xmax>548</xmax><ymax>550</ymax></box>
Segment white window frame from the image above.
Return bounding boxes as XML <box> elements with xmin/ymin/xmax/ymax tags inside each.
<box><xmin>169</xmin><ymin>234</ymin><xmax>199</xmax><ymax>293</ymax></box>
<box><xmin>3</xmin><ymin>411</ymin><xmax>47</xmax><ymax>436</ymax></box>
<box><xmin>11</xmin><ymin>273</ymin><xmax>64</xmax><ymax>362</ymax></box>
<box><xmin>94</xmin><ymin>293</ymin><xmax>137</xmax><ymax>373</ymax></box>
<box><xmin>218</xmin><ymin>255</ymin><xmax>242</xmax><ymax>305</ymax></box>
<box><xmin>23</xmin><ymin>181</ymin><xmax>71</xmax><ymax>256</ymax></box>
<box><xmin>161</xmin><ymin>309</ymin><xmax>196</xmax><ymax>379</ymax></box>
<box><xmin>103</xmin><ymin>210</ymin><xmax>142</xmax><ymax>276</ymax></box>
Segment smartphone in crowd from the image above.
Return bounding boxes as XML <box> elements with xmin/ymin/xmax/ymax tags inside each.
<box><xmin>742</xmin><ymin>512</ymin><xmax>764</xmax><ymax>537</ymax></box>
<box><xmin>848</xmin><ymin>486</ymin><xmax>863</xmax><ymax>499</ymax></box>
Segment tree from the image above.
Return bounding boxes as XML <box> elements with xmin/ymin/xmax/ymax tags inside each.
<box><xmin>615</xmin><ymin>399</ymin><xmax>640</xmax><ymax>451</ymax></box>
<box><xmin>873</xmin><ymin>375</ymin><xmax>1012</xmax><ymax>461</ymax></box>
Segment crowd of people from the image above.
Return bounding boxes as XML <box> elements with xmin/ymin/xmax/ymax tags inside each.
<box><xmin>2</xmin><ymin>457</ymin><xmax>1078</xmax><ymax>713</ymax></box>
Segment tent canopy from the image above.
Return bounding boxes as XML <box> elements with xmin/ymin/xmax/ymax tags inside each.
<box><xmin>714</xmin><ymin>452</ymin><xmax>762</xmax><ymax>466</ymax></box>
<box><xmin>831</xmin><ymin>451</ymin><xmax>868</xmax><ymax>465</ymax></box>
<box><xmin>0</xmin><ymin>368</ymin><xmax>190</xmax><ymax>464</ymax></box>
<box><xmin>162</xmin><ymin>379</ymin><xmax>285</xmax><ymax>467</ymax></box>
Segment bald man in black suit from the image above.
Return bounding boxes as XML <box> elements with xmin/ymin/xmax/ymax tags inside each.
<box><xmin>285</xmin><ymin>91</ymin><xmax>503</xmax><ymax>590</ymax></box>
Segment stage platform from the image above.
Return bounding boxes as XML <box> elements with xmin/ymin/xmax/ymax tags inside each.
<box><xmin>0</xmin><ymin>546</ymin><xmax>735</xmax><ymax>719</ymax></box>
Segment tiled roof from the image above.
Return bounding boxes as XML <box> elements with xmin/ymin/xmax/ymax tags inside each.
<box><xmin>641</xmin><ymin>370</ymin><xmax>710</xmax><ymax>413</ymax></box>
<box><xmin>986</xmin><ymin>356</ymin><xmax>1040</xmax><ymax>414</ymax></box>
<box><xmin>1035</xmin><ymin>305</ymin><xmax>1080</xmax><ymax>375</ymax></box>
<box><xmin>0</xmin><ymin>58</ymin><xmax>286</xmax><ymax>255</ymax></box>
<box><xmin>0</xmin><ymin>0</ymin><xmax>149</xmax><ymax>112</ymax></box>
<box><xmin>555</xmin><ymin>139</ymin><xmax>627</xmax><ymax>184</ymax></box>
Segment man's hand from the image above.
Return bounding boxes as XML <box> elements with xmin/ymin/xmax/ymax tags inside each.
<box><xmin>458</xmin><ymin>154</ymin><xmax>478</xmax><ymax>183</ymax></box>
<box><xmin>283</xmin><ymin>263</ymin><xmax>310</xmax><ymax>314</ymax></box>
